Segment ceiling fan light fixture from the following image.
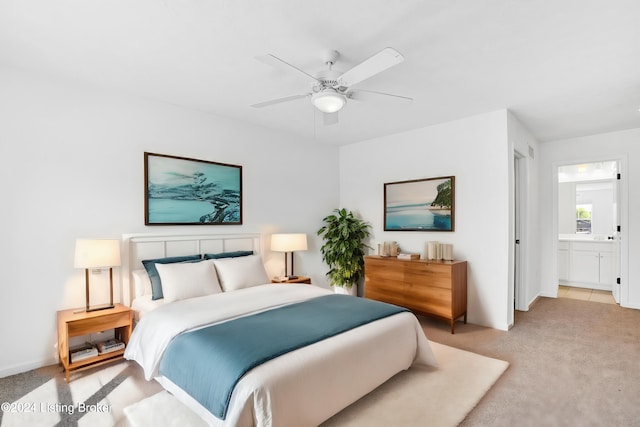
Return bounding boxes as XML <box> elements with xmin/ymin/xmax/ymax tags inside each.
<box><xmin>311</xmin><ymin>88</ymin><xmax>346</xmax><ymax>113</ymax></box>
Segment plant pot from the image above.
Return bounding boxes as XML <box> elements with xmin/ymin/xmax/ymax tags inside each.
<box><xmin>332</xmin><ymin>285</ymin><xmax>357</xmax><ymax>296</ymax></box>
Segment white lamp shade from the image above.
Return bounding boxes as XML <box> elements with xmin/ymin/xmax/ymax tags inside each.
<box><xmin>74</xmin><ymin>239</ymin><xmax>121</xmax><ymax>268</ymax></box>
<box><xmin>271</xmin><ymin>233</ymin><xmax>308</xmax><ymax>252</ymax></box>
<box><xmin>311</xmin><ymin>89</ymin><xmax>346</xmax><ymax>113</ymax></box>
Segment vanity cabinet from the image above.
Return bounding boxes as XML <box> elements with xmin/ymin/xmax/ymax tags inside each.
<box><xmin>364</xmin><ymin>255</ymin><xmax>467</xmax><ymax>333</ymax></box>
<box><xmin>561</xmin><ymin>240</ymin><xmax>615</xmax><ymax>289</ymax></box>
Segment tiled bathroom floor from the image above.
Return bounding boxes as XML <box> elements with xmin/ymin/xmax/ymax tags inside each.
<box><xmin>558</xmin><ymin>285</ymin><xmax>616</xmax><ymax>304</ymax></box>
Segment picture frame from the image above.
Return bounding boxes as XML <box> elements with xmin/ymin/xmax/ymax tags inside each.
<box><xmin>144</xmin><ymin>152</ymin><xmax>242</xmax><ymax>225</ymax></box>
<box><xmin>384</xmin><ymin>176</ymin><xmax>455</xmax><ymax>231</ymax></box>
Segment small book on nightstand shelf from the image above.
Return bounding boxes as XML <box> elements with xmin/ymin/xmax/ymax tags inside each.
<box><xmin>96</xmin><ymin>338</ymin><xmax>125</xmax><ymax>354</ymax></box>
<box><xmin>70</xmin><ymin>343</ymin><xmax>98</xmax><ymax>363</ymax></box>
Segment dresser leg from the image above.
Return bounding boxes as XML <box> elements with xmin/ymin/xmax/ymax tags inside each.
<box><xmin>450</xmin><ymin>320</ymin><xmax>455</xmax><ymax>334</ymax></box>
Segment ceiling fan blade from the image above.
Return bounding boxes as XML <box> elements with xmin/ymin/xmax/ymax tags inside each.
<box><xmin>337</xmin><ymin>47</ymin><xmax>404</xmax><ymax>88</ymax></box>
<box><xmin>251</xmin><ymin>94</ymin><xmax>308</xmax><ymax>108</ymax></box>
<box><xmin>255</xmin><ymin>54</ymin><xmax>319</xmax><ymax>82</ymax></box>
<box><xmin>323</xmin><ymin>112</ymin><xmax>339</xmax><ymax>126</ymax></box>
<box><xmin>348</xmin><ymin>89</ymin><xmax>413</xmax><ymax>102</ymax></box>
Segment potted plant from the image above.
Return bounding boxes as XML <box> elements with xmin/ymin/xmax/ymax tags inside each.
<box><xmin>317</xmin><ymin>208</ymin><xmax>372</xmax><ymax>295</ymax></box>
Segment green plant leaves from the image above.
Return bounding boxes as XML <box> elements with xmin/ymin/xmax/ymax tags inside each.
<box><xmin>317</xmin><ymin>208</ymin><xmax>371</xmax><ymax>288</ymax></box>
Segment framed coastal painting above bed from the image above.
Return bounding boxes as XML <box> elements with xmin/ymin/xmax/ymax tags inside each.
<box><xmin>144</xmin><ymin>152</ymin><xmax>242</xmax><ymax>225</ymax></box>
<box><xmin>384</xmin><ymin>175</ymin><xmax>454</xmax><ymax>231</ymax></box>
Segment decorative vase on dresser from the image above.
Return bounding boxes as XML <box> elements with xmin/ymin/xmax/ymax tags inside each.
<box><xmin>363</xmin><ymin>255</ymin><xmax>467</xmax><ymax>334</ymax></box>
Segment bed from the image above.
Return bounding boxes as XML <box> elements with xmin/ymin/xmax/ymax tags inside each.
<box><xmin>121</xmin><ymin>233</ymin><xmax>438</xmax><ymax>426</ymax></box>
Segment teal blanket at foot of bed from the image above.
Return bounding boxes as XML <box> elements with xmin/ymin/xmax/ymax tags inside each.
<box><xmin>158</xmin><ymin>294</ymin><xmax>408</xmax><ymax>419</ymax></box>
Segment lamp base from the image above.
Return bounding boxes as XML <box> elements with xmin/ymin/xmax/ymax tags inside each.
<box><xmin>83</xmin><ymin>267</ymin><xmax>115</xmax><ymax>313</ymax></box>
<box><xmin>86</xmin><ymin>303</ymin><xmax>115</xmax><ymax>313</ymax></box>
<box><xmin>287</xmin><ymin>275</ymin><xmax>298</xmax><ymax>280</ymax></box>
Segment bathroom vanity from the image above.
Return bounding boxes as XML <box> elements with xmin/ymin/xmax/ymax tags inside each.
<box><xmin>558</xmin><ymin>236</ymin><xmax>616</xmax><ymax>290</ymax></box>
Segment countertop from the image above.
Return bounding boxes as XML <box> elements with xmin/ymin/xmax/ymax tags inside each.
<box><xmin>559</xmin><ymin>234</ymin><xmax>614</xmax><ymax>242</ymax></box>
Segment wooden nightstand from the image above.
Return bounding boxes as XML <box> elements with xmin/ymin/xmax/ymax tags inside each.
<box><xmin>57</xmin><ymin>303</ymin><xmax>132</xmax><ymax>382</ymax></box>
<box><xmin>271</xmin><ymin>276</ymin><xmax>312</xmax><ymax>284</ymax></box>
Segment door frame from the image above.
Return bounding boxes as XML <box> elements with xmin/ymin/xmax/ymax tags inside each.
<box><xmin>514</xmin><ymin>152</ymin><xmax>527</xmax><ymax>311</ymax></box>
<box><xmin>509</xmin><ymin>150</ymin><xmax>528</xmax><ymax>329</ymax></box>
<box><xmin>552</xmin><ymin>155</ymin><xmax>629</xmax><ymax>305</ymax></box>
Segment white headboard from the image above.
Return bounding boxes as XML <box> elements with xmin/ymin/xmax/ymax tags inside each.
<box><xmin>121</xmin><ymin>233</ymin><xmax>261</xmax><ymax>306</ymax></box>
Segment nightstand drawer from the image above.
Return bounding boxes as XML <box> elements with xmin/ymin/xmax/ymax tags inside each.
<box><xmin>67</xmin><ymin>311</ymin><xmax>131</xmax><ymax>336</ymax></box>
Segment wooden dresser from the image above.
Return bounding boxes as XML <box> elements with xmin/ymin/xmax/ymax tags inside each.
<box><xmin>364</xmin><ymin>255</ymin><xmax>467</xmax><ymax>333</ymax></box>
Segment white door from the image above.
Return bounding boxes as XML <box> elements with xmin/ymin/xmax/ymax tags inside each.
<box><xmin>514</xmin><ymin>155</ymin><xmax>520</xmax><ymax>310</ymax></box>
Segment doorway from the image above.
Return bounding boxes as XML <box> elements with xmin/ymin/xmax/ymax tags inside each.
<box><xmin>556</xmin><ymin>160</ymin><xmax>621</xmax><ymax>303</ymax></box>
<box><xmin>510</xmin><ymin>150</ymin><xmax>528</xmax><ymax>327</ymax></box>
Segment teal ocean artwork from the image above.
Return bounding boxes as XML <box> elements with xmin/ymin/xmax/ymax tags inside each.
<box><xmin>146</xmin><ymin>153</ymin><xmax>241</xmax><ymax>224</ymax></box>
<box><xmin>148</xmin><ymin>199</ymin><xmax>219</xmax><ymax>223</ymax></box>
<box><xmin>384</xmin><ymin>176</ymin><xmax>453</xmax><ymax>231</ymax></box>
<box><xmin>385</xmin><ymin>203</ymin><xmax>451</xmax><ymax>230</ymax></box>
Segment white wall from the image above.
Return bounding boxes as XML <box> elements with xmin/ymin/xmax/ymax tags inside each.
<box><xmin>340</xmin><ymin>110</ymin><xmax>512</xmax><ymax>331</ymax></box>
<box><xmin>0</xmin><ymin>66</ymin><xmax>340</xmax><ymax>376</ymax></box>
<box><xmin>538</xmin><ymin>128</ymin><xmax>640</xmax><ymax>308</ymax></box>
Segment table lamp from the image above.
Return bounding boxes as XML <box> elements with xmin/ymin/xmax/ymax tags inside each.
<box><xmin>74</xmin><ymin>239</ymin><xmax>121</xmax><ymax>312</ymax></box>
<box><xmin>271</xmin><ymin>233</ymin><xmax>308</xmax><ymax>279</ymax></box>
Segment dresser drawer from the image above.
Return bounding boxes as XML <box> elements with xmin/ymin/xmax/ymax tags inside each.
<box><xmin>365</xmin><ymin>286</ymin><xmax>406</xmax><ymax>307</ymax></box>
<box><xmin>365</xmin><ymin>258</ymin><xmax>404</xmax><ymax>278</ymax></box>
<box><xmin>404</xmin><ymin>262</ymin><xmax>452</xmax><ymax>289</ymax></box>
<box><xmin>364</xmin><ymin>257</ymin><xmax>405</xmax><ymax>305</ymax></box>
<box><xmin>406</xmin><ymin>285</ymin><xmax>452</xmax><ymax>317</ymax></box>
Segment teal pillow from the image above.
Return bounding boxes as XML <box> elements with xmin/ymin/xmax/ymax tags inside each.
<box><xmin>203</xmin><ymin>250</ymin><xmax>254</xmax><ymax>260</ymax></box>
<box><xmin>142</xmin><ymin>255</ymin><xmax>202</xmax><ymax>300</ymax></box>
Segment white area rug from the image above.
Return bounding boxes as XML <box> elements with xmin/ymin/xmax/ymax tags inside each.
<box><xmin>122</xmin><ymin>342</ymin><xmax>508</xmax><ymax>427</ymax></box>
<box><xmin>322</xmin><ymin>342</ymin><xmax>509</xmax><ymax>426</ymax></box>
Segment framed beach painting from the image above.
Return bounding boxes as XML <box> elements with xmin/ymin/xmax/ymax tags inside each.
<box><xmin>384</xmin><ymin>176</ymin><xmax>455</xmax><ymax>231</ymax></box>
<box><xmin>144</xmin><ymin>152</ymin><xmax>242</xmax><ymax>225</ymax></box>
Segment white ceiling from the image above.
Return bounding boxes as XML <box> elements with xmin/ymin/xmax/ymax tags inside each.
<box><xmin>1</xmin><ymin>0</ymin><xmax>639</xmax><ymax>145</ymax></box>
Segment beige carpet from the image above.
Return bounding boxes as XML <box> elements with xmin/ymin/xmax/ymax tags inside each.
<box><xmin>0</xmin><ymin>342</ymin><xmax>507</xmax><ymax>426</ymax></box>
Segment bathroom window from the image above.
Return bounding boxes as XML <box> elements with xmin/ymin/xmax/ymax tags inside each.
<box><xmin>576</xmin><ymin>204</ymin><xmax>592</xmax><ymax>234</ymax></box>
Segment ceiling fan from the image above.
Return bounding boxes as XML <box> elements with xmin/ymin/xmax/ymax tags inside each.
<box><xmin>251</xmin><ymin>47</ymin><xmax>412</xmax><ymax>125</ymax></box>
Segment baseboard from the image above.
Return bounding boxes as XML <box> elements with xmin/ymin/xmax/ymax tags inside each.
<box><xmin>527</xmin><ymin>294</ymin><xmax>542</xmax><ymax>310</ymax></box>
<box><xmin>539</xmin><ymin>291</ymin><xmax>557</xmax><ymax>298</ymax></box>
<box><xmin>0</xmin><ymin>356</ymin><xmax>58</xmax><ymax>379</ymax></box>
<box><xmin>621</xmin><ymin>301</ymin><xmax>640</xmax><ymax>310</ymax></box>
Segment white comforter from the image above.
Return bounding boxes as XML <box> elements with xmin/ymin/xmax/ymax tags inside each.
<box><xmin>125</xmin><ymin>284</ymin><xmax>438</xmax><ymax>426</ymax></box>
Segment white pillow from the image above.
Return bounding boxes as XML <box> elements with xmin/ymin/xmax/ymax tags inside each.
<box><xmin>212</xmin><ymin>255</ymin><xmax>269</xmax><ymax>292</ymax></box>
<box><xmin>155</xmin><ymin>259</ymin><xmax>222</xmax><ymax>303</ymax></box>
<box><xmin>132</xmin><ymin>269</ymin><xmax>153</xmax><ymax>298</ymax></box>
